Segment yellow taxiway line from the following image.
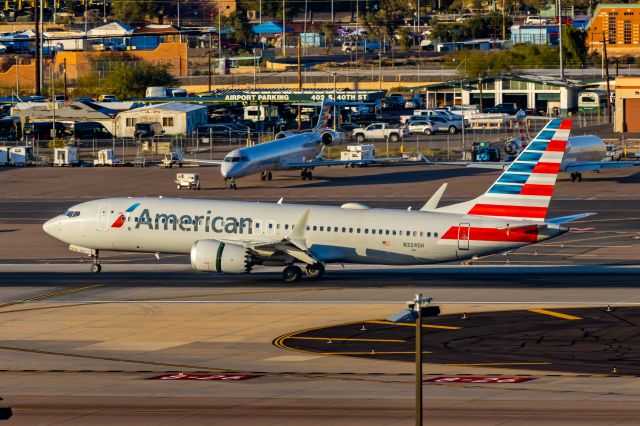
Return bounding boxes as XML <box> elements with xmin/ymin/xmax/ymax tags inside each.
<box><xmin>529</xmin><ymin>308</ymin><xmax>582</xmax><ymax>320</ymax></box>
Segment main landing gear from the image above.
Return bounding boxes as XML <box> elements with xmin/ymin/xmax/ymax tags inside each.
<box><xmin>225</xmin><ymin>178</ymin><xmax>238</xmax><ymax>189</ymax></box>
<box><xmin>301</xmin><ymin>169</ymin><xmax>313</xmax><ymax>180</ymax></box>
<box><xmin>282</xmin><ymin>263</ymin><xmax>325</xmax><ymax>282</ymax></box>
<box><xmin>90</xmin><ymin>251</ymin><xmax>101</xmax><ymax>273</ymax></box>
<box><xmin>260</xmin><ymin>171</ymin><xmax>273</xmax><ymax>181</ymax></box>
<box><xmin>570</xmin><ymin>172</ymin><xmax>583</xmax><ymax>182</ymax></box>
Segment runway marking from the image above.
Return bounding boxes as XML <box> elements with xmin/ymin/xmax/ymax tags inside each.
<box><xmin>322</xmin><ymin>351</ymin><xmax>432</xmax><ymax>355</ymax></box>
<box><xmin>367</xmin><ymin>320</ymin><xmax>461</xmax><ymax>330</ymax></box>
<box><xmin>447</xmin><ymin>362</ymin><xmax>552</xmax><ymax>367</ymax></box>
<box><xmin>0</xmin><ymin>285</ymin><xmax>102</xmax><ymax>310</ymax></box>
<box><xmin>134</xmin><ymin>287</ymin><xmax>334</xmax><ymax>302</ymax></box>
<box><xmin>529</xmin><ymin>308</ymin><xmax>582</xmax><ymax>320</ymax></box>
<box><xmin>285</xmin><ymin>337</ymin><xmax>406</xmax><ymax>343</ymax></box>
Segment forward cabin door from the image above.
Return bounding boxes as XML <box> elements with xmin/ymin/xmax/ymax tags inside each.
<box><xmin>97</xmin><ymin>204</ymin><xmax>110</xmax><ymax>231</ymax></box>
<box><xmin>457</xmin><ymin>223</ymin><xmax>470</xmax><ymax>250</ymax></box>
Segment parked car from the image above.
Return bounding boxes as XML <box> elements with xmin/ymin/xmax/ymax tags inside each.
<box><xmin>98</xmin><ymin>94</ymin><xmax>117</xmax><ymax>102</ymax></box>
<box><xmin>351</xmin><ymin>122</ymin><xmax>409</xmax><ymax>143</ymax></box>
<box><xmin>482</xmin><ymin>103</ymin><xmax>519</xmax><ymax>115</ymax></box>
<box><xmin>553</xmin><ymin>16</ymin><xmax>573</xmax><ymax>24</ymax></box>
<box><xmin>606</xmin><ymin>144</ymin><xmax>623</xmax><ymax>161</ymax></box>
<box><xmin>69</xmin><ymin>121</ymin><xmax>113</xmax><ymax>142</ymax></box>
<box><xmin>524</xmin><ymin>16</ymin><xmax>549</xmax><ymax>25</ymax></box>
<box><xmin>341</xmin><ymin>39</ymin><xmax>381</xmax><ymax>53</ymax></box>
<box><xmin>134</xmin><ymin>122</ymin><xmax>163</xmax><ymax>139</ymax></box>
<box><xmin>383</xmin><ymin>94</ymin><xmax>406</xmax><ymax>110</ymax></box>
<box><xmin>196</xmin><ymin>124</ymin><xmax>247</xmax><ymax>141</ymax></box>
<box><xmin>23</xmin><ymin>121</ymin><xmax>68</xmax><ymax>141</ymax></box>
<box><xmin>408</xmin><ymin>121</ymin><xmax>438</xmax><ymax>135</ymax></box>
<box><xmin>426</xmin><ymin>116</ymin><xmax>466</xmax><ymax>134</ymax></box>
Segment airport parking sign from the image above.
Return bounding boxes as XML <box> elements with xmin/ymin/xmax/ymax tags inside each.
<box><xmin>150</xmin><ymin>373</ymin><xmax>259</xmax><ymax>381</ymax></box>
<box><xmin>425</xmin><ymin>377</ymin><xmax>533</xmax><ymax>383</ymax></box>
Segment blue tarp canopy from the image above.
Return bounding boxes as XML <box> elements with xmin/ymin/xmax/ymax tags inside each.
<box><xmin>252</xmin><ymin>21</ymin><xmax>294</xmax><ymax>34</ymax></box>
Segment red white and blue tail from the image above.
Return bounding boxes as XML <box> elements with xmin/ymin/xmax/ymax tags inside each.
<box><xmin>439</xmin><ymin>118</ymin><xmax>572</xmax><ymax>221</ymax></box>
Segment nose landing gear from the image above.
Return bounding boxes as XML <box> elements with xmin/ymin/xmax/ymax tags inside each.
<box><xmin>90</xmin><ymin>251</ymin><xmax>101</xmax><ymax>273</ymax></box>
<box><xmin>570</xmin><ymin>172</ymin><xmax>583</xmax><ymax>182</ymax></box>
<box><xmin>260</xmin><ymin>171</ymin><xmax>273</xmax><ymax>181</ymax></box>
<box><xmin>225</xmin><ymin>178</ymin><xmax>238</xmax><ymax>189</ymax></box>
<box><xmin>301</xmin><ymin>169</ymin><xmax>313</xmax><ymax>180</ymax></box>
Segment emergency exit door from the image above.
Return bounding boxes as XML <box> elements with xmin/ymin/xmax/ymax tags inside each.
<box><xmin>97</xmin><ymin>204</ymin><xmax>110</xmax><ymax>231</ymax></box>
<box><xmin>458</xmin><ymin>223</ymin><xmax>470</xmax><ymax>250</ymax></box>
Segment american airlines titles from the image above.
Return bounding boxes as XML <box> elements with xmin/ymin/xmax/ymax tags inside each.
<box><xmin>135</xmin><ymin>209</ymin><xmax>253</xmax><ymax>234</ymax></box>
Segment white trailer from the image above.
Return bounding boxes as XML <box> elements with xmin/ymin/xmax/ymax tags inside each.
<box><xmin>341</xmin><ymin>144</ymin><xmax>375</xmax><ymax>161</ymax></box>
<box><xmin>9</xmin><ymin>146</ymin><xmax>34</xmax><ymax>166</ymax></box>
<box><xmin>93</xmin><ymin>149</ymin><xmax>121</xmax><ymax>166</ymax></box>
<box><xmin>0</xmin><ymin>146</ymin><xmax>8</xmax><ymax>165</ymax></box>
<box><xmin>53</xmin><ymin>147</ymin><xmax>80</xmax><ymax>167</ymax></box>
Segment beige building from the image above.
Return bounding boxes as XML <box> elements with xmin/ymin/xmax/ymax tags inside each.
<box><xmin>614</xmin><ymin>76</ymin><xmax>640</xmax><ymax>132</ymax></box>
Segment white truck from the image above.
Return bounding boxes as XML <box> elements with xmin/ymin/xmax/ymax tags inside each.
<box><xmin>162</xmin><ymin>151</ymin><xmax>183</xmax><ymax>168</ymax></box>
<box><xmin>9</xmin><ymin>146</ymin><xmax>34</xmax><ymax>166</ymax></box>
<box><xmin>175</xmin><ymin>173</ymin><xmax>201</xmax><ymax>190</ymax></box>
<box><xmin>351</xmin><ymin>123</ymin><xmax>408</xmax><ymax>143</ymax></box>
<box><xmin>605</xmin><ymin>144</ymin><xmax>623</xmax><ymax>161</ymax></box>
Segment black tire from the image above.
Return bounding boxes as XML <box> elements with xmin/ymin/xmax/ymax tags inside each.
<box><xmin>448</xmin><ymin>126</ymin><xmax>457</xmax><ymax>134</ymax></box>
<box><xmin>305</xmin><ymin>263</ymin><xmax>325</xmax><ymax>278</ymax></box>
<box><xmin>267</xmin><ymin>172</ymin><xmax>272</xmax><ymax>181</ymax></box>
<box><xmin>260</xmin><ymin>173</ymin><xmax>266</xmax><ymax>181</ymax></box>
<box><xmin>570</xmin><ymin>172</ymin><xmax>576</xmax><ymax>182</ymax></box>
<box><xmin>424</xmin><ymin>129</ymin><xmax>432</xmax><ymax>135</ymax></box>
<box><xmin>177</xmin><ymin>185</ymin><xmax>181</xmax><ymax>190</ymax></box>
<box><xmin>306</xmin><ymin>171</ymin><xmax>312</xmax><ymax>180</ymax></box>
<box><xmin>356</xmin><ymin>134</ymin><xmax>365</xmax><ymax>143</ymax></box>
<box><xmin>90</xmin><ymin>264</ymin><xmax>101</xmax><ymax>273</ymax></box>
<box><xmin>577</xmin><ymin>173</ymin><xmax>582</xmax><ymax>182</ymax></box>
<box><xmin>389</xmin><ymin>134</ymin><xmax>399</xmax><ymax>143</ymax></box>
<box><xmin>283</xmin><ymin>265</ymin><xmax>302</xmax><ymax>282</ymax></box>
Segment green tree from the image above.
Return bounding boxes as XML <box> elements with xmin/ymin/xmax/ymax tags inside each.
<box><xmin>562</xmin><ymin>25</ymin><xmax>587</xmax><ymax>67</ymax></box>
<box><xmin>321</xmin><ymin>23</ymin><xmax>336</xmax><ymax>54</ymax></box>
<box><xmin>362</xmin><ymin>0</ymin><xmax>409</xmax><ymax>42</ymax></box>
<box><xmin>101</xmin><ymin>62</ymin><xmax>177</xmax><ymax>99</ymax></box>
<box><xmin>397</xmin><ymin>27</ymin><xmax>412</xmax><ymax>52</ymax></box>
<box><xmin>112</xmin><ymin>0</ymin><xmax>162</xmax><ymax>24</ymax></box>
<box><xmin>221</xmin><ymin>9</ymin><xmax>253</xmax><ymax>47</ymax></box>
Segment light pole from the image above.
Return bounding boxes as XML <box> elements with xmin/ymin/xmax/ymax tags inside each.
<box><xmin>177</xmin><ymin>0</ymin><xmax>181</xmax><ymax>27</ymax></box>
<box><xmin>333</xmin><ymin>73</ymin><xmax>337</xmax><ymax>130</ymax></box>
<box><xmin>388</xmin><ymin>294</ymin><xmax>440</xmax><ymax>426</ymax></box>
<box><xmin>15</xmin><ymin>56</ymin><xmax>19</xmax><ymax>98</ymax></box>
<box><xmin>557</xmin><ymin>0</ymin><xmax>564</xmax><ymax>79</ymax></box>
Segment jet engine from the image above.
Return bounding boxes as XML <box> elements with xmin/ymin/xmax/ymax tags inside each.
<box><xmin>320</xmin><ymin>130</ymin><xmax>341</xmax><ymax>146</ymax></box>
<box><xmin>504</xmin><ymin>138</ymin><xmax>524</xmax><ymax>156</ymax></box>
<box><xmin>190</xmin><ymin>239</ymin><xmax>252</xmax><ymax>273</ymax></box>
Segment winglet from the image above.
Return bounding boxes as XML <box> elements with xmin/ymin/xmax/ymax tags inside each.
<box><xmin>288</xmin><ymin>208</ymin><xmax>310</xmax><ymax>250</ymax></box>
<box><xmin>546</xmin><ymin>212</ymin><xmax>596</xmax><ymax>224</ymax></box>
<box><xmin>420</xmin><ymin>183</ymin><xmax>448</xmax><ymax>211</ymax></box>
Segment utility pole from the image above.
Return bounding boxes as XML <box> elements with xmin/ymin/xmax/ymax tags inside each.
<box><xmin>208</xmin><ymin>32</ymin><xmax>212</xmax><ymax>91</ymax></box>
<box><xmin>603</xmin><ymin>31</ymin><xmax>612</xmax><ymax>124</ymax></box>
<box><xmin>34</xmin><ymin>0</ymin><xmax>41</xmax><ymax>96</ymax></box>
<box><xmin>333</xmin><ymin>73</ymin><xmax>337</xmax><ymax>131</ymax></box>
<box><xmin>15</xmin><ymin>56</ymin><xmax>19</xmax><ymax>98</ymax></box>
<box><xmin>177</xmin><ymin>0</ymin><xmax>181</xmax><ymax>27</ymax></box>
<box><xmin>558</xmin><ymin>0</ymin><xmax>564</xmax><ymax>79</ymax></box>
<box><xmin>282</xmin><ymin>0</ymin><xmax>286</xmax><ymax>57</ymax></box>
<box><xmin>501</xmin><ymin>0</ymin><xmax>506</xmax><ymax>41</ymax></box>
<box><xmin>297</xmin><ymin>35</ymin><xmax>302</xmax><ymax>130</ymax></box>
<box><xmin>63</xmin><ymin>57</ymin><xmax>68</xmax><ymax>100</ymax></box>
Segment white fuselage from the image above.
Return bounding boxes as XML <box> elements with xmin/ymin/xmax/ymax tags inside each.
<box><xmin>561</xmin><ymin>136</ymin><xmax>607</xmax><ymax>170</ymax></box>
<box><xmin>221</xmin><ymin>131</ymin><xmax>326</xmax><ymax>179</ymax></box>
<box><xmin>43</xmin><ymin>197</ymin><xmax>563</xmax><ymax>266</ymax></box>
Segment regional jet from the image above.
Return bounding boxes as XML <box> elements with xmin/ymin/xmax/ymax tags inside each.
<box><xmin>182</xmin><ymin>99</ymin><xmax>373</xmax><ymax>189</ymax></box>
<box><xmin>44</xmin><ymin>118</ymin><xmax>593</xmax><ymax>281</ymax></box>
<box><xmin>500</xmin><ymin>111</ymin><xmax>640</xmax><ymax>182</ymax></box>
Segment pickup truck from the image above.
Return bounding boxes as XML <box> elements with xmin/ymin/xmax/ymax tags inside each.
<box><xmin>352</xmin><ymin>123</ymin><xmax>409</xmax><ymax>143</ymax></box>
<box><xmin>482</xmin><ymin>103</ymin><xmax>519</xmax><ymax>115</ymax></box>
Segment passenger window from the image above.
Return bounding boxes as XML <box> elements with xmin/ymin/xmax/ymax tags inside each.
<box><xmin>357</xmin><ymin>228</ymin><xmax>361</xmax><ymax>234</ymax></box>
<box><xmin>406</xmin><ymin>231</ymin><xmax>410</xmax><ymax>236</ymax></box>
<box><xmin>386</xmin><ymin>230</ymin><xmax>390</xmax><ymax>235</ymax></box>
<box><xmin>349</xmin><ymin>228</ymin><xmax>353</xmax><ymax>233</ymax></box>
<box><xmin>364</xmin><ymin>229</ymin><xmax>369</xmax><ymax>234</ymax></box>
<box><xmin>413</xmin><ymin>231</ymin><xmax>417</xmax><ymax>237</ymax></box>
<box><xmin>420</xmin><ymin>232</ymin><xmax>423</xmax><ymax>237</ymax></box>
<box><xmin>342</xmin><ymin>227</ymin><xmax>346</xmax><ymax>232</ymax></box>
<box><xmin>268</xmin><ymin>223</ymin><xmax>273</xmax><ymax>229</ymax></box>
<box><xmin>320</xmin><ymin>226</ymin><xmax>324</xmax><ymax>231</ymax></box>
<box><xmin>392</xmin><ymin>231</ymin><xmax>396</xmax><ymax>236</ymax></box>
<box><xmin>372</xmin><ymin>229</ymin><xmax>376</xmax><ymax>235</ymax></box>
<box><xmin>434</xmin><ymin>232</ymin><xmax>438</xmax><ymax>238</ymax></box>
<box><xmin>313</xmin><ymin>226</ymin><xmax>317</xmax><ymax>231</ymax></box>
<box><xmin>334</xmin><ymin>227</ymin><xmax>338</xmax><ymax>232</ymax></box>
<box><xmin>427</xmin><ymin>232</ymin><xmax>431</xmax><ymax>237</ymax></box>
<box><xmin>285</xmin><ymin>224</ymin><xmax>289</xmax><ymax>230</ymax></box>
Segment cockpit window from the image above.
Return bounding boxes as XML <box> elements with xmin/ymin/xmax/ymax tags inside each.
<box><xmin>64</xmin><ymin>210</ymin><xmax>80</xmax><ymax>217</ymax></box>
<box><xmin>224</xmin><ymin>156</ymin><xmax>248</xmax><ymax>163</ymax></box>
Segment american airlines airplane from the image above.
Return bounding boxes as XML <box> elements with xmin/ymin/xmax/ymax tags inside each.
<box><xmin>43</xmin><ymin>118</ymin><xmax>593</xmax><ymax>281</ymax></box>
<box><xmin>500</xmin><ymin>111</ymin><xmax>640</xmax><ymax>182</ymax></box>
<box><xmin>185</xmin><ymin>99</ymin><xmax>373</xmax><ymax>189</ymax></box>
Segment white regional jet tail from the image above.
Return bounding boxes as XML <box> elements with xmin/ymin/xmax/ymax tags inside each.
<box><xmin>313</xmin><ymin>98</ymin><xmax>332</xmax><ymax>131</ymax></box>
<box><xmin>438</xmin><ymin>118</ymin><xmax>572</xmax><ymax>221</ymax></box>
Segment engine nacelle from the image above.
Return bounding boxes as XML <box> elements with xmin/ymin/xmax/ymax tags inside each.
<box><xmin>190</xmin><ymin>239</ymin><xmax>252</xmax><ymax>273</ymax></box>
<box><xmin>320</xmin><ymin>130</ymin><xmax>341</xmax><ymax>146</ymax></box>
<box><xmin>504</xmin><ymin>139</ymin><xmax>524</xmax><ymax>156</ymax></box>
<box><xmin>275</xmin><ymin>131</ymin><xmax>294</xmax><ymax>140</ymax></box>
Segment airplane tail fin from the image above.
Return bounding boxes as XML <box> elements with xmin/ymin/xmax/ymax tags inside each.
<box><xmin>314</xmin><ymin>98</ymin><xmax>332</xmax><ymax>131</ymax></box>
<box><xmin>437</xmin><ymin>118</ymin><xmax>572</xmax><ymax>222</ymax></box>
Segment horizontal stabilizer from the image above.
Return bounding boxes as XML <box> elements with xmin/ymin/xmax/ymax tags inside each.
<box><xmin>546</xmin><ymin>212</ymin><xmax>596</xmax><ymax>224</ymax></box>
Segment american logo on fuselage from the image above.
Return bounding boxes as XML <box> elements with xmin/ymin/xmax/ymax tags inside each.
<box><xmin>134</xmin><ymin>208</ymin><xmax>253</xmax><ymax>234</ymax></box>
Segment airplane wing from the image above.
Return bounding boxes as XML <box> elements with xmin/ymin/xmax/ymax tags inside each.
<box><xmin>181</xmin><ymin>158</ymin><xmax>224</xmax><ymax>166</ymax></box>
<box><xmin>563</xmin><ymin>161</ymin><xmax>640</xmax><ymax>172</ymax></box>
<box><xmin>215</xmin><ymin>208</ymin><xmax>320</xmax><ymax>265</ymax></box>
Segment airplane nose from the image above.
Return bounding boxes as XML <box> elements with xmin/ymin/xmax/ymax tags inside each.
<box><xmin>43</xmin><ymin>217</ymin><xmax>60</xmax><ymax>237</ymax></box>
<box><xmin>220</xmin><ymin>163</ymin><xmax>230</xmax><ymax>178</ymax></box>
